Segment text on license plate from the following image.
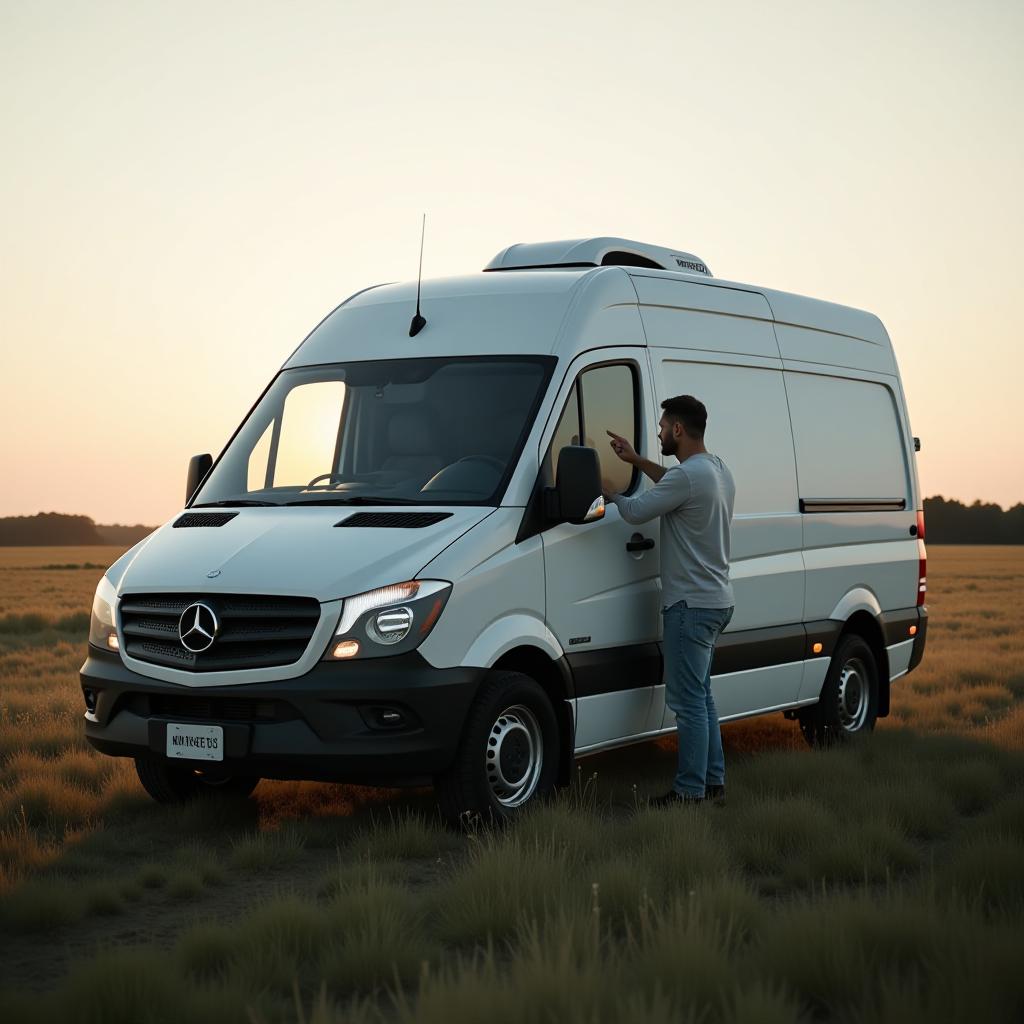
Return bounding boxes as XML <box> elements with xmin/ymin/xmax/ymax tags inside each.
<box><xmin>166</xmin><ymin>722</ymin><xmax>224</xmax><ymax>761</ymax></box>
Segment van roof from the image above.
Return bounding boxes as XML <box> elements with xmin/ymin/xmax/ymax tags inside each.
<box><xmin>287</xmin><ymin>264</ymin><xmax>891</xmax><ymax>369</ymax></box>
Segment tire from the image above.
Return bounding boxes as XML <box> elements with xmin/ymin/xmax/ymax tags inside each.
<box><xmin>134</xmin><ymin>755</ymin><xmax>260</xmax><ymax>804</ymax></box>
<box><xmin>434</xmin><ymin>670</ymin><xmax>560</xmax><ymax>826</ymax></box>
<box><xmin>797</xmin><ymin>633</ymin><xmax>879</xmax><ymax>748</ymax></box>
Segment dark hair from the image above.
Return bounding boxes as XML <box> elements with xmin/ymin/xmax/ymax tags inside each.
<box><xmin>661</xmin><ymin>395</ymin><xmax>707</xmax><ymax>439</ymax></box>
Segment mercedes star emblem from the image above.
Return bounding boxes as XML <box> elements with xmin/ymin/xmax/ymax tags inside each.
<box><xmin>178</xmin><ymin>602</ymin><xmax>220</xmax><ymax>653</ymax></box>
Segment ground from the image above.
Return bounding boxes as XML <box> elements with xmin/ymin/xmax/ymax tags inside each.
<box><xmin>0</xmin><ymin>545</ymin><xmax>1022</xmax><ymax>1023</ymax></box>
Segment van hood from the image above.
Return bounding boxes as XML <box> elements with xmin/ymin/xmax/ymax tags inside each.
<box><xmin>111</xmin><ymin>506</ymin><xmax>494</xmax><ymax>602</ymax></box>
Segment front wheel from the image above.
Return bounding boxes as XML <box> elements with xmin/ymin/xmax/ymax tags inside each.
<box><xmin>434</xmin><ymin>670</ymin><xmax>560</xmax><ymax>826</ymax></box>
<box><xmin>798</xmin><ymin>633</ymin><xmax>879</xmax><ymax>747</ymax></box>
<box><xmin>134</xmin><ymin>755</ymin><xmax>260</xmax><ymax>803</ymax></box>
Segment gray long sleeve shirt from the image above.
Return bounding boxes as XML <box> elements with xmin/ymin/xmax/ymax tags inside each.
<box><xmin>610</xmin><ymin>452</ymin><xmax>735</xmax><ymax>610</ymax></box>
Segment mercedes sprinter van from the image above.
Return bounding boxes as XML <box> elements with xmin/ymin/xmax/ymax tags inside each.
<box><xmin>82</xmin><ymin>237</ymin><xmax>928</xmax><ymax>821</ymax></box>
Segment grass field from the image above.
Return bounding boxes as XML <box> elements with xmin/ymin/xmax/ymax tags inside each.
<box><xmin>1</xmin><ymin>546</ymin><xmax>1022</xmax><ymax>1022</ymax></box>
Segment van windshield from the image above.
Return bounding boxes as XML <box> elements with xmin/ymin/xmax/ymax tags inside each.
<box><xmin>192</xmin><ymin>356</ymin><xmax>555</xmax><ymax>507</ymax></box>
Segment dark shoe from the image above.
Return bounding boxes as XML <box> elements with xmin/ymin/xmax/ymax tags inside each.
<box><xmin>649</xmin><ymin>790</ymin><xmax>704</xmax><ymax>808</ymax></box>
<box><xmin>706</xmin><ymin>784</ymin><xmax>726</xmax><ymax>804</ymax></box>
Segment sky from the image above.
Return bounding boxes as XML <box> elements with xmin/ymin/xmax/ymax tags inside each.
<box><xmin>1</xmin><ymin>0</ymin><xmax>1022</xmax><ymax>525</ymax></box>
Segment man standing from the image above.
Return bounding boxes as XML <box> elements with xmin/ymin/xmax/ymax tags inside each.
<box><xmin>605</xmin><ymin>395</ymin><xmax>736</xmax><ymax>806</ymax></box>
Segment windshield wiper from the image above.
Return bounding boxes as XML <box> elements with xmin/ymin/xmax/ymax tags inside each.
<box><xmin>192</xmin><ymin>499</ymin><xmax>278</xmax><ymax>507</ymax></box>
<box><xmin>283</xmin><ymin>495</ymin><xmax>423</xmax><ymax>506</ymax></box>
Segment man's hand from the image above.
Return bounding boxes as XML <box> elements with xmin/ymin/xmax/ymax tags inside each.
<box><xmin>607</xmin><ymin>430</ymin><xmax>637</xmax><ymax>466</ymax></box>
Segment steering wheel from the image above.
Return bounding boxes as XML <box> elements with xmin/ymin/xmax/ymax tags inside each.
<box><xmin>305</xmin><ymin>471</ymin><xmax>391</xmax><ymax>488</ymax></box>
<box><xmin>305</xmin><ymin>473</ymin><xmax>344</xmax><ymax>488</ymax></box>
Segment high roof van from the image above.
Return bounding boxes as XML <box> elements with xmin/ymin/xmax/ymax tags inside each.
<box><xmin>82</xmin><ymin>237</ymin><xmax>929</xmax><ymax>821</ymax></box>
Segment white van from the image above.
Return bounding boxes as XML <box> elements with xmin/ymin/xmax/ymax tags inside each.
<box><xmin>82</xmin><ymin>237</ymin><xmax>928</xmax><ymax>820</ymax></box>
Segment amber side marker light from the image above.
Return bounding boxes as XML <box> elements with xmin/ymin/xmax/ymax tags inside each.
<box><xmin>812</xmin><ymin>642</ymin><xmax>823</xmax><ymax>654</ymax></box>
<box><xmin>332</xmin><ymin>640</ymin><xmax>360</xmax><ymax>659</ymax></box>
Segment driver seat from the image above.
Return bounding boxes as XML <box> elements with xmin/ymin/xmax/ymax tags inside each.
<box><xmin>381</xmin><ymin>410</ymin><xmax>444</xmax><ymax>484</ymax></box>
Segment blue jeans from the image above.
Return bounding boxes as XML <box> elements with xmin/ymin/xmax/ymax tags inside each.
<box><xmin>662</xmin><ymin>600</ymin><xmax>734</xmax><ymax>798</ymax></box>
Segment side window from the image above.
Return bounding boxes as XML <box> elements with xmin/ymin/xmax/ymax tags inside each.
<box><xmin>543</xmin><ymin>363</ymin><xmax>638</xmax><ymax>495</ymax></box>
<box><xmin>544</xmin><ymin>385</ymin><xmax>581</xmax><ymax>483</ymax></box>
<box><xmin>579</xmin><ymin>364</ymin><xmax>637</xmax><ymax>495</ymax></box>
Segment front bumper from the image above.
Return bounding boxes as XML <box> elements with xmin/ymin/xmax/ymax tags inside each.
<box><xmin>80</xmin><ymin>646</ymin><xmax>483</xmax><ymax>786</ymax></box>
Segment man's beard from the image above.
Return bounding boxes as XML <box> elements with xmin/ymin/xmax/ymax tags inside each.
<box><xmin>660</xmin><ymin>437</ymin><xmax>674</xmax><ymax>456</ymax></box>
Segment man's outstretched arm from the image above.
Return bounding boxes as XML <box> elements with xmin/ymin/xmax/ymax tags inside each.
<box><xmin>607</xmin><ymin>468</ymin><xmax>691</xmax><ymax>524</ymax></box>
<box><xmin>604</xmin><ymin>430</ymin><xmax>690</xmax><ymax>525</ymax></box>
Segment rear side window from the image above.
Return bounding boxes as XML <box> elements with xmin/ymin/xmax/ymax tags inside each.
<box><xmin>785</xmin><ymin>372</ymin><xmax>907</xmax><ymax>500</ymax></box>
<box><xmin>545</xmin><ymin>363</ymin><xmax>638</xmax><ymax>495</ymax></box>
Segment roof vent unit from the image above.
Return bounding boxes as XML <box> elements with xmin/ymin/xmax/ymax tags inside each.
<box><xmin>483</xmin><ymin>237</ymin><xmax>712</xmax><ymax>277</ymax></box>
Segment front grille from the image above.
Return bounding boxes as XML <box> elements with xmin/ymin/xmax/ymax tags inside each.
<box><xmin>173</xmin><ymin>512</ymin><xmax>239</xmax><ymax>528</ymax></box>
<box><xmin>335</xmin><ymin>511</ymin><xmax>453</xmax><ymax>529</ymax></box>
<box><xmin>120</xmin><ymin>593</ymin><xmax>321</xmax><ymax>671</ymax></box>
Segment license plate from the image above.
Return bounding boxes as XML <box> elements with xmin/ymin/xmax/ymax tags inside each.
<box><xmin>166</xmin><ymin>722</ymin><xmax>224</xmax><ymax>761</ymax></box>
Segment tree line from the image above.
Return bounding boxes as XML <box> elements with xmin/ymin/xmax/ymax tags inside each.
<box><xmin>0</xmin><ymin>501</ymin><xmax>1021</xmax><ymax>545</ymax></box>
<box><xmin>0</xmin><ymin>513</ymin><xmax>154</xmax><ymax>546</ymax></box>
<box><xmin>922</xmin><ymin>496</ymin><xmax>1024</xmax><ymax>544</ymax></box>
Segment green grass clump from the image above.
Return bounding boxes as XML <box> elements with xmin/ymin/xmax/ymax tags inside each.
<box><xmin>347</xmin><ymin>808</ymin><xmax>460</xmax><ymax>863</ymax></box>
<box><xmin>0</xmin><ymin>876</ymin><xmax>87</xmax><ymax>932</ymax></box>
<box><xmin>228</xmin><ymin>826</ymin><xmax>306</xmax><ymax>870</ymax></box>
<box><xmin>320</xmin><ymin>871</ymin><xmax>435</xmax><ymax>992</ymax></box>
<box><xmin>431</xmin><ymin>833</ymin><xmax>581</xmax><ymax>943</ymax></box>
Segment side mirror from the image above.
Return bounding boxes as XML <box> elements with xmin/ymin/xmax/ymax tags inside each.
<box><xmin>186</xmin><ymin>453</ymin><xmax>213</xmax><ymax>505</ymax></box>
<box><xmin>549</xmin><ymin>446</ymin><xmax>605</xmax><ymax>525</ymax></box>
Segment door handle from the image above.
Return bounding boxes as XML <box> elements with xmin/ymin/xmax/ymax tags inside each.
<box><xmin>626</xmin><ymin>533</ymin><xmax>655</xmax><ymax>552</ymax></box>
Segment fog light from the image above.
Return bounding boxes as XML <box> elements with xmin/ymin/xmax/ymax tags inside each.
<box><xmin>106</xmin><ymin>632</ymin><xmax>120</xmax><ymax>651</ymax></box>
<box><xmin>332</xmin><ymin>639</ymin><xmax>360</xmax><ymax>659</ymax></box>
<box><xmin>812</xmin><ymin>642</ymin><xmax>823</xmax><ymax>654</ymax></box>
<box><xmin>909</xmin><ymin>625</ymin><xmax>917</xmax><ymax>637</ymax></box>
<box><xmin>367</xmin><ymin>607</ymin><xmax>413</xmax><ymax>645</ymax></box>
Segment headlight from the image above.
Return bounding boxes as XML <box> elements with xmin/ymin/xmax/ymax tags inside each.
<box><xmin>325</xmin><ymin>580</ymin><xmax>451</xmax><ymax>660</ymax></box>
<box><xmin>89</xmin><ymin>575</ymin><xmax>120</xmax><ymax>651</ymax></box>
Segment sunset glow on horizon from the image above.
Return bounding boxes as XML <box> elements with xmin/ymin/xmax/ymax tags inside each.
<box><xmin>2</xmin><ymin>0</ymin><xmax>1022</xmax><ymax>525</ymax></box>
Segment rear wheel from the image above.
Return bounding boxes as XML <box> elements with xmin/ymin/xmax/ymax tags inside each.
<box><xmin>134</xmin><ymin>755</ymin><xmax>260</xmax><ymax>803</ymax></box>
<box><xmin>434</xmin><ymin>670</ymin><xmax>560</xmax><ymax>826</ymax></box>
<box><xmin>798</xmin><ymin>633</ymin><xmax>879</xmax><ymax>747</ymax></box>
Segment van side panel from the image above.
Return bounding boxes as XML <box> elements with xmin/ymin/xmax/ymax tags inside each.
<box><xmin>784</xmin><ymin>365</ymin><xmax>920</xmax><ymax>620</ymax></box>
<box><xmin>631</xmin><ymin>277</ymin><xmax>780</xmax><ymax>360</ymax></box>
<box><xmin>775</xmin><ymin>323</ymin><xmax>897</xmax><ymax>375</ymax></box>
<box><xmin>761</xmin><ymin>289</ymin><xmax>891</xmax><ymax>347</ymax></box>
<box><xmin>650</xmin><ymin>353</ymin><xmax>804</xmax><ymax>635</ymax></box>
<box><xmin>643</xmin><ymin>280</ymin><xmax>805</xmax><ymax>718</ymax></box>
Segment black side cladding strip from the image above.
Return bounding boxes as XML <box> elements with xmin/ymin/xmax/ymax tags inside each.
<box><xmin>568</xmin><ymin>620</ymin><xmax>851</xmax><ymax>698</ymax></box>
<box><xmin>567</xmin><ymin>644</ymin><xmax>661</xmax><ymax>698</ymax></box>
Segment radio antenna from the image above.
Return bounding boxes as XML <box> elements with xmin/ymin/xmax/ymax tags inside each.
<box><xmin>409</xmin><ymin>213</ymin><xmax>427</xmax><ymax>337</ymax></box>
